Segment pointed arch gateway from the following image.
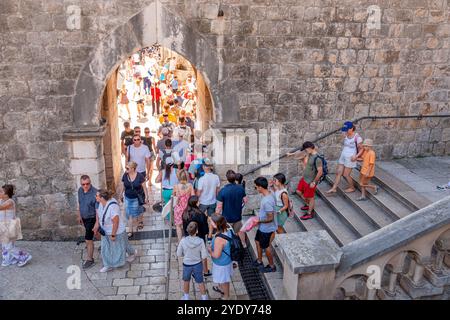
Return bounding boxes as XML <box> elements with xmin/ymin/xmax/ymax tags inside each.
<box><xmin>64</xmin><ymin>1</ymin><xmax>237</xmax><ymax>190</ymax></box>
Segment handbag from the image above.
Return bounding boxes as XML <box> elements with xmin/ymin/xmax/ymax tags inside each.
<box><xmin>98</xmin><ymin>201</ymin><xmax>118</xmax><ymax>236</ymax></box>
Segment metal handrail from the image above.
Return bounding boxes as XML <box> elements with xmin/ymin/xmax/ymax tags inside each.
<box><xmin>164</xmin><ymin>195</ymin><xmax>174</xmax><ymax>300</ymax></box>
<box><xmin>242</xmin><ymin>114</ymin><xmax>450</xmax><ymax>177</ymax></box>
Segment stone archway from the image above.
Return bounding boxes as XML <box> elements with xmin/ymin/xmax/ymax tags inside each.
<box><xmin>64</xmin><ymin>0</ymin><xmax>233</xmax><ymax>190</ymax></box>
<box><xmin>71</xmin><ymin>0</ymin><xmax>226</xmax><ymax>129</ymax></box>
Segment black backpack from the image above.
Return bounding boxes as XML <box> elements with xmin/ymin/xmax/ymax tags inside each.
<box><xmin>160</xmin><ymin>149</ymin><xmax>172</xmax><ymax>168</ymax></box>
<box><xmin>217</xmin><ymin>230</ymin><xmax>244</xmax><ymax>262</ymax></box>
<box><xmin>313</xmin><ymin>154</ymin><xmax>328</xmax><ymax>184</ymax></box>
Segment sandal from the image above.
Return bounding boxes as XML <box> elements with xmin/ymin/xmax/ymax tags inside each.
<box><xmin>212</xmin><ymin>286</ymin><xmax>224</xmax><ymax>295</ymax></box>
<box><xmin>127</xmin><ymin>232</ymin><xmax>133</xmax><ymax>239</ymax></box>
<box><xmin>137</xmin><ymin>222</ymin><xmax>144</xmax><ymax>230</ymax></box>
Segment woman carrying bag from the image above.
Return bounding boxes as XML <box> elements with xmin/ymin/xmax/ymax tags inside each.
<box><xmin>94</xmin><ymin>189</ymin><xmax>136</xmax><ymax>273</ymax></box>
<box><xmin>122</xmin><ymin>161</ymin><xmax>148</xmax><ymax>238</ymax></box>
<box><xmin>0</xmin><ymin>184</ymin><xmax>32</xmax><ymax>267</ymax></box>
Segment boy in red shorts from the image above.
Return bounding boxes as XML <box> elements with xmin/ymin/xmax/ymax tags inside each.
<box><xmin>296</xmin><ymin>141</ymin><xmax>323</xmax><ymax>220</ymax></box>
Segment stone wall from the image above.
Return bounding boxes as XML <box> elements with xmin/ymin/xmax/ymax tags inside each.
<box><xmin>1</xmin><ymin>0</ymin><xmax>450</xmax><ymax>239</ymax></box>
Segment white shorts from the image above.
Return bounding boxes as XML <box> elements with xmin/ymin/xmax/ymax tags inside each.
<box><xmin>212</xmin><ymin>262</ymin><xmax>233</xmax><ymax>284</ymax></box>
<box><xmin>338</xmin><ymin>152</ymin><xmax>357</xmax><ymax>169</ymax></box>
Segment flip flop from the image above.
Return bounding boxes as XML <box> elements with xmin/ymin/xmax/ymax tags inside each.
<box><xmin>212</xmin><ymin>286</ymin><xmax>224</xmax><ymax>295</ymax></box>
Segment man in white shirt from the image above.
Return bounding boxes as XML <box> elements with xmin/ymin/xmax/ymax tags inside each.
<box><xmin>173</xmin><ymin>117</ymin><xmax>192</xmax><ymax>142</ymax></box>
<box><xmin>196</xmin><ymin>159</ymin><xmax>221</xmax><ymax>216</ymax></box>
<box><xmin>126</xmin><ymin>134</ymin><xmax>151</xmax><ymax>179</ymax></box>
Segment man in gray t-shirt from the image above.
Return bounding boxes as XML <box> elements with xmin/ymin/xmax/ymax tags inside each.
<box><xmin>253</xmin><ymin>176</ymin><xmax>277</xmax><ymax>273</ymax></box>
<box><xmin>77</xmin><ymin>175</ymin><xmax>99</xmax><ymax>270</ymax></box>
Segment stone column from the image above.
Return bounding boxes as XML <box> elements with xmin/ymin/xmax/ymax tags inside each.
<box><xmin>63</xmin><ymin>127</ymin><xmax>107</xmax><ymax>190</ymax></box>
<box><xmin>273</xmin><ymin>230</ymin><xmax>343</xmax><ymax>300</ymax></box>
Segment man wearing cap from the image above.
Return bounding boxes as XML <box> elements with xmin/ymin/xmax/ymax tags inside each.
<box><xmin>196</xmin><ymin>159</ymin><xmax>221</xmax><ymax>216</ymax></box>
<box><xmin>326</xmin><ymin>121</ymin><xmax>363</xmax><ymax>194</ymax></box>
<box><xmin>157</xmin><ymin>127</ymin><xmax>170</xmax><ymax>154</ymax></box>
<box><xmin>296</xmin><ymin>141</ymin><xmax>323</xmax><ymax>220</ymax></box>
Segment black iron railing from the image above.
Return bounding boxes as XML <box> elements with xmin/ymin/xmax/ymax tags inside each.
<box><xmin>242</xmin><ymin>114</ymin><xmax>450</xmax><ymax>177</ymax></box>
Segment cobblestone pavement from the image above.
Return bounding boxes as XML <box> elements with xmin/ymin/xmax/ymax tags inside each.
<box><xmin>78</xmin><ymin>183</ymin><xmax>249</xmax><ymax>300</ymax></box>
<box><xmin>0</xmin><ymin>241</ymin><xmax>104</xmax><ymax>300</ymax></box>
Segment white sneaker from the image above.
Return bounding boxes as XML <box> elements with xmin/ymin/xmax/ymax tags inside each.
<box><xmin>17</xmin><ymin>255</ymin><xmax>32</xmax><ymax>267</ymax></box>
<box><xmin>126</xmin><ymin>254</ymin><xmax>136</xmax><ymax>263</ymax></box>
<box><xmin>99</xmin><ymin>266</ymin><xmax>112</xmax><ymax>273</ymax></box>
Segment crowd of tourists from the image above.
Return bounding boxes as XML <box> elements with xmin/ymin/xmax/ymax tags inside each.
<box><xmin>0</xmin><ymin>118</ymin><xmax>379</xmax><ymax>301</ymax></box>
<box><xmin>117</xmin><ymin>44</ymin><xmax>198</xmax><ymax>123</ymax></box>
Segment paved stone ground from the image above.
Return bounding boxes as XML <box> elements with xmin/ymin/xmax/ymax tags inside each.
<box><xmin>77</xmin><ymin>180</ymin><xmax>249</xmax><ymax>300</ymax></box>
<box><xmin>378</xmin><ymin>156</ymin><xmax>450</xmax><ymax>202</ymax></box>
<box><xmin>0</xmin><ymin>241</ymin><xmax>105</xmax><ymax>300</ymax></box>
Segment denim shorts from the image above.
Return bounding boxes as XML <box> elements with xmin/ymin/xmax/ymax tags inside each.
<box><xmin>182</xmin><ymin>261</ymin><xmax>204</xmax><ymax>283</ymax></box>
<box><xmin>199</xmin><ymin>203</ymin><xmax>216</xmax><ymax>217</ymax></box>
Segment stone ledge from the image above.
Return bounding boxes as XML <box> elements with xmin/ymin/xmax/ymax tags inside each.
<box><xmin>273</xmin><ymin>230</ymin><xmax>342</xmax><ymax>274</ymax></box>
<box><xmin>337</xmin><ymin>196</ymin><xmax>450</xmax><ymax>277</ymax></box>
<box><xmin>62</xmin><ymin>126</ymin><xmax>106</xmax><ymax>141</ymax></box>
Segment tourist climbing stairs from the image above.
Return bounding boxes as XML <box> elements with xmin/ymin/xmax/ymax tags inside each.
<box><xmin>245</xmin><ymin>162</ymin><xmax>438</xmax><ymax>300</ymax></box>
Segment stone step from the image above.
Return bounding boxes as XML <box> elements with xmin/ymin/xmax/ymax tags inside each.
<box><xmin>377</xmin><ymin>285</ymin><xmax>411</xmax><ymax>300</ymax></box>
<box><xmin>328</xmin><ymin>174</ymin><xmax>395</xmax><ymax>229</ymax></box>
<box><xmin>290</xmin><ymin>195</ymin><xmax>324</xmax><ymax>232</ymax></box>
<box><xmin>282</xmin><ymin>212</ymin><xmax>304</xmax><ymax>234</ymax></box>
<box><xmin>350</xmin><ymin>170</ymin><xmax>413</xmax><ymax>220</ymax></box>
<box><xmin>360</xmin><ymin>165</ymin><xmax>432</xmax><ymax>211</ymax></box>
<box><xmin>293</xmin><ymin>193</ymin><xmax>358</xmax><ymax>247</ymax></box>
<box><xmin>242</xmin><ymin>215</ymin><xmax>287</xmax><ymax>300</ymax></box>
<box><xmin>317</xmin><ymin>180</ymin><xmax>377</xmax><ymax>238</ymax></box>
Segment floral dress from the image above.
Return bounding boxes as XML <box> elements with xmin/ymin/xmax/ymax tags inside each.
<box><xmin>174</xmin><ymin>185</ymin><xmax>191</xmax><ymax>226</ymax></box>
<box><xmin>0</xmin><ymin>199</ymin><xmax>32</xmax><ymax>267</ymax></box>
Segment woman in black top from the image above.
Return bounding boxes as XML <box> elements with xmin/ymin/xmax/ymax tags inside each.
<box><xmin>182</xmin><ymin>195</ymin><xmax>211</xmax><ymax>277</ymax></box>
<box><xmin>182</xmin><ymin>196</ymin><xmax>209</xmax><ymax>241</ymax></box>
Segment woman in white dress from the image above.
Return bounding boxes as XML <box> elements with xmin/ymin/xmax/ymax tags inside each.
<box><xmin>326</xmin><ymin>121</ymin><xmax>364</xmax><ymax>194</ymax></box>
<box><xmin>0</xmin><ymin>184</ymin><xmax>32</xmax><ymax>267</ymax></box>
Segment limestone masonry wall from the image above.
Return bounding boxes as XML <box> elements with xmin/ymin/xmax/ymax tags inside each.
<box><xmin>1</xmin><ymin>0</ymin><xmax>450</xmax><ymax>239</ymax></box>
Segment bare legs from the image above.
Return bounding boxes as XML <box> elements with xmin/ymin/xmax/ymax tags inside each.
<box><xmin>255</xmin><ymin>232</ymin><xmax>275</xmax><ymax>267</ymax></box>
<box><xmin>86</xmin><ymin>240</ymin><xmax>94</xmax><ymax>261</ymax></box>
<box><xmin>326</xmin><ymin>164</ymin><xmax>355</xmax><ymax>193</ymax></box>
<box><xmin>176</xmin><ymin>224</ymin><xmax>183</xmax><ymax>243</ymax></box>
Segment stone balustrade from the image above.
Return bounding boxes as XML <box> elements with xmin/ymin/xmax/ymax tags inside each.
<box><xmin>274</xmin><ymin>196</ymin><xmax>450</xmax><ymax>300</ymax></box>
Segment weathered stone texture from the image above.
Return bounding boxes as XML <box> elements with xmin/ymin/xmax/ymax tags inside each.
<box><xmin>1</xmin><ymin>0</ymin><xmax>450</xmax><ymax>239</ymax></box>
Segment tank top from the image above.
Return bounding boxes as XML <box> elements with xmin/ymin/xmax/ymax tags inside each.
<box><xmin>0</xmin><ymin>199</ymin><xmax>15</xmax><ymax>222</ymax></box>
<box><xmin>275</xmin><ymin>188</ymin><xmax>288</xmax><ymax>207</ymax></box>
<box><xmin>211</xmin><ymin>230</ymin><xmax>232</xmax><ymax>266</ymax></box>
<box><xmin>342</xmin><ymin>133</ymin><xmax>362</xmax><ymax>157</ymax></box>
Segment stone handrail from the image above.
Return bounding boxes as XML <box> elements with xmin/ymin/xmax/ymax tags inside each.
<box><xmin>274</xmin><ymin>195</ymin><xmax>450</xmax><ymax>300</ymax></box>
<box><xmin>337</xmin><ymin>195</ymin><xmax>450</xmax><ymax>277</ymax></box>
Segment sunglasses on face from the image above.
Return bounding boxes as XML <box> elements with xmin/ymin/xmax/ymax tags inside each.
<box><xmin>81</xmin><ymin>183</ymin><xmax>90</xmax><ymax>186</ymax></box>
<box><xmin>134</xmin><ymin>139</ymin><xmax>141</xmax><ymax>141</ymax></box>
<box><xmin>125</xmin><ymin>167</ymin><xmax>130</xmax><ymax>170</ymax></box>
<box><xmin>145</xmin><ymin>131</ymin><xmax>150</xmax><ymax>133</ymax></box>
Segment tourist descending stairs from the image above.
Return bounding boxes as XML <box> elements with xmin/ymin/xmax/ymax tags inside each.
<box><xmin>244</xmin><ymin>160</ymin><xmax>448</xmax><ymax>300</ymax></box>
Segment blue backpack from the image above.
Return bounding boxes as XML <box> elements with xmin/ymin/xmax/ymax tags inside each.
<box><xmin>313</xmin><ymin>154</ymin><xmax>328</xmax><ymax>184</ymax></box>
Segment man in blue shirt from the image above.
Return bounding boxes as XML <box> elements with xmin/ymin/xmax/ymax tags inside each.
<box><xmin>216</xmin><ymin>170</ymin><xmax>247</xmax><ymax>246</ymax></box>
<box><xmin>77</xmin><ymin>175</ymin><xmax>99</xmax><ymax>270</ymax></box>
<box><xmin>253</xmin><ymin>176</ymin><xmax>277</xmax><ymax>273</ymax></box>
<box><xmin>171</xmin><ymin>75</ymin><xmax>179</xmax><ymax>93</ymax></box>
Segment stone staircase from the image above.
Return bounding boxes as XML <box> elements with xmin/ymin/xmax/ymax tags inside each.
<box><xmin>245</xmin><ymin>162</ymin><xmax>450</xmax><ymax>300</ymax></box>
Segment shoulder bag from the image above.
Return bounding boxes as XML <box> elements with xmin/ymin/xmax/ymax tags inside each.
<box><xmin>98</xmin><ymin>201</ymin><xmax>118</xmax><ymax>236</ymax></box>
